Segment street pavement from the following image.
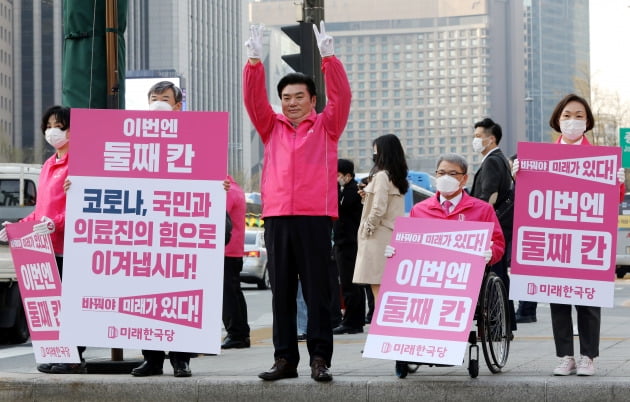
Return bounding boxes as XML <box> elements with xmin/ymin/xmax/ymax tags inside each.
<box><xmin>3</xmin><ymin>297</ymin><xmax>630</xmax><ymax>401</ymax></box>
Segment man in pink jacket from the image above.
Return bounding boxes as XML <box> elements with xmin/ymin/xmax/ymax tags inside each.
<box><xmin>409</xmin><ymin>154</ymin><xmax>505</xmax><ymax>266</ymax></box>
<box><xmin>243</xmin><ymin>22</ymin><xmax>351</xmax><ymax>382</ymax></box>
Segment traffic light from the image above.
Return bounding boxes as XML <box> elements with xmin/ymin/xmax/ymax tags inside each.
<box><xmin>281</xmin><ymin>22</ymin><xmax>318</xmax><ymax>77</ymax></box>
<box><xmin>280</xmin><ymin>21</ymin><xmax>325</xmax><ymax>112</ymax></box>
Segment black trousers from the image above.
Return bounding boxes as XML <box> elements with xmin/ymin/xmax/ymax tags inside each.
<box><xmin>142</xmin><ymin>350</ymin><xmax>190</xmax><ymax>365</ymax></box>
<box><xmin>517</xmin><ymin>300</ymin><xmax>538</xmax><ymax>317</ymax></box>
<box><xmin>222</xmin><ymin>257</ymin><xmax>250</xmax><ymax>339</ymax></box>
<box><xmin>489</xmin><ymin>252</ymin><xmax>517</xmax><ymax>331</ymax></box>
<box><xmin>550</xmin><ymin>303</ymin><xmax>600</xmax><ymax>359</ymax></box>
<box><xmin>264</xmin><ymin>216</ymin><xmax>333</xmax><ymax>367</ymax></box>
<box><xmin>328</xmin><ymin>253</ymin><xmax>342</xmax><ymax>328</ymax></box>
<box><xmin>334</xmin><ymin>243</ymin><xmax>365</xmax><ymax>329</ymax></box>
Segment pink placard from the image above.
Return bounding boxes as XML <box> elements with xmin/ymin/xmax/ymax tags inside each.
<box><xmin>6</xmin><ymin>221</ymin><xmax>80</xmax><ymax>363</ymax></box>
<box><xmin>363</xmin><ymin>217</ymin><xmax>492</xmax><ymax>365</ymax></box>
<box><xmin>60</xmin><ymin>109</ymin><xmax>228</xmax><ymax>354</ymax></box>
<box><xmin>69</xmin><ymin>108</ymin><xmax>228</xmax><ymax>180</ymax></box>
<box><xmin>510</xmin><ymin>142</ymin><xmax>621</xmax><ymax>307</ymax></box>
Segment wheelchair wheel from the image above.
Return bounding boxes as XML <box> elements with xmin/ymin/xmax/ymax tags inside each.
<box><xmin>395</xmin><ymin>360</ymin><xmax>409</xmax><ymax>378</ymax></box>
<box><xmin>479</xmin><ymin>272</ymin><xmax>510</xmax><ymax>373</ymax></box>
<box><xmin>468</xmin><ymin>358</ymin><xmax>479</xmax><ymax>378</ymax></box>
<box><xmin>468</xmin><ymin>342</ymin><xmax>479</xmax><ymax>378</ymax></box>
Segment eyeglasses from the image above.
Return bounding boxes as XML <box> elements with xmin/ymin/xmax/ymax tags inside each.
<box><xmin>435</xmin><ymin>170</ymin><xmax>465</xmax><ymax>177</ymax></box>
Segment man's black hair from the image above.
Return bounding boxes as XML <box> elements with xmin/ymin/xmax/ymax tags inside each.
<box><xmin>474</xmin><ymin>117</ymin><xmax>503</xmax><ymax>145</ymax></box>
<box><xmin>277</xmin><ymin>73</ymin><xmax>317</xmax><ymax>99</ymax></box>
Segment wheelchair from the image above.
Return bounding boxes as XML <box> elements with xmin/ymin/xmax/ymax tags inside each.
<box><xmin>394</xmin><ymin>267</ymin><xmax>511</xmax><ymax>379</ymax></box>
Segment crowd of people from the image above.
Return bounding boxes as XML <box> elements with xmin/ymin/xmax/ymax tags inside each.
<box><xmin>4</xmin><ymin>21</ymin><xmax>623</xmax><ymax>382</ymax></box>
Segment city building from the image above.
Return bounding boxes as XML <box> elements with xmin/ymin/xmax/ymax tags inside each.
<box><xmin>126</xmin><ymin>0</ymin><xmax>244</xmax><ymax>175</ymax></box>
<box><xmin>524</xmin><ymin>0</ymin><xmax>590</xmax><ymax>145</ymax></box>
<box><xmin>10</xmin><ymin>0</ymin><xmax>62</xmax><ymax>163</ymax></box>
<box><xmin>248</xmin><ymin>0</ymin><xmax>526</xmax><ymax>173</ymax></box>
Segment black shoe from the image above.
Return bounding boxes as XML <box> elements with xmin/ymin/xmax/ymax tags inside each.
<box><xmin>258</xmin><ymin>358</ymin><xmax>298</xmax><ymax>381</ymax></box>
<box><xmin>131</xmin><ymin>360</ymin><xmax>163</xmax><ymax>377</ymax></box>
<box><xmin>332</xmin><ymin>324</ymin><xmax>363</xmax><ymax>335</ymax></box>
<box><xmin>49</xmin><ymin>361</ymin><xmax>87</xmax><ymax>374</ymax></box>
<box><xmin>37</xmin><ymin>363</ymin><xmax>54</xmax><ymax>374</ymax></box>
<box><xmin>310</xmin><ymin>356</ymin><xmax>333</xmax><ymax>382</ymax></box>
<box><xmin>169</xmin><ymin>356</ymin><xmax>192</xmax><ymax>378</ymax></box>
<box><xmin>221</xmin><ymin>336</ymin><xmax>251</xmax><ymax>349</ymax></box>
<box><xmin>297</xmin><ymin>333</ymin><xmax>307</xmax><ymax>342</ymax></box>
<box><xmin>515</xmin><ymin>315</ymin><xmax>537</xmax><ymax>324</ymax></box>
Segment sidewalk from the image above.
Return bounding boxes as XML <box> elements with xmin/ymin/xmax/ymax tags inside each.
<box><xmin>2</xmin><ymin>302</ymin><xmax>630</xmax><ymax>401</ymax></box>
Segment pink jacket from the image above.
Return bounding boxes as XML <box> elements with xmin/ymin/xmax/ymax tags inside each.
<box><xmin>554</xmin><ymin>135</ymin><xmax>625</xmax><ymax>201</ymax></box>
<box><xmin>243</xmin><ymin>57</ymin><xmax>351</xmax><ymax>218</ymax></box>
<box><xmin>225</xmin><ymin>175</ymin><xmax>246</xmax><ymax>257</ymax></box>
<box><xmin>410</xmin><ymin>192</ymin><xmax>505</xmax><ymax>265</ymax></box>
<box><xmin>22</xmin><ymin>153</ymin><xmax>68</xmax><ymax>255</ymax></box>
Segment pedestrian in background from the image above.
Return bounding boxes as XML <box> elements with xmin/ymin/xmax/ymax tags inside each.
<box><xmin>353</xmin><ymin>134</ymin><xmax>408</xmax><ymax>302</ymax></box>
<box><xmin>333</xmin><ymin>159</ymin><xmax>364</xmax><ymax>335</ymax></box>
<box><xmin>221</xmin><ymin>175</ymin><xmax>251</xmax><ymax>350</ymax></box>
<box><xmin>469</xmin><ymin>118</ymin><xmax>517</xmax><ymax>332</ymax></box>
<box><xmin>513</xmin><ymin>93</ymin><xmax>625</xmax><ymax>376</ymax></box>
<box><xmin>243</xmin><ymin>22</ymin><xmax>351</xmax><ymax>382</ymax></box>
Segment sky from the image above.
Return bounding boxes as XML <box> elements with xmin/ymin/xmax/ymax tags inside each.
<box><xmin>589</xmin><ymin>0</ymin><xmax>630</xmax><ymax>104</ymax></box>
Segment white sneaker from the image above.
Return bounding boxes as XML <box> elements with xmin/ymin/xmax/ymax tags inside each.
<box><xmin>577</xmin><ymin>355</ymin><xmax>595</xmax><ymax>376</ymax></box>
<box><xmin>553</xmin><ymin>356</ymin><xmax>576</xmax><ymax>376</ymax></box>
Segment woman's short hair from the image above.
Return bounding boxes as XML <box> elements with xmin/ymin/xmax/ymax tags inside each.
<box><xmin>548</xmin><ymin>93</ymin><xmax>594</xmax><ymax>133</ymax></box>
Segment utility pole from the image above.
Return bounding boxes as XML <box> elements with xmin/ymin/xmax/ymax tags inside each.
<box><xmin>105</xmin><ymin>0</ymin><xmax>120</xmax><ymax>110</ymax></box>
<box><xmin>303</xmin><ymin>0</ymin><xmax>325</xmax><ymax>112</ymax></box>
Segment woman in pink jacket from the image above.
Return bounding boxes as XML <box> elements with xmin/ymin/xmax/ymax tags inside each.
<box><xmin>513</xmin><ymin>94</ymin><xmax>625</xmax><ymax>377</ymax></box>
<box><xmin>0</xmin><ymin>105</ymin><xmax>86</xmax><ymax>374</ymax></box>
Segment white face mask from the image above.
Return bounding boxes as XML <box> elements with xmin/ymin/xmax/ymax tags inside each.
<box><xmin>560</xmin><ymin>119</ymin><xmax>586</xmax><ymax>141</ymax></box>
<box><xmin>472</xmin><ymin>137</ymin><xmax>486</xmax><ymax>153</ymax></box>
<box><xmin>149</xmin><ymin>101</ymin><xmax>173</xmax><ymax>111</ymax></box>
<box><xmin>44</xmin><ymin>127</ymin><xmax>69</xmax><ymax>149</ymax></box>
<box><xmin>435</xmin><ymin>174</ymin><xmax>461</xmax><ymax>197</ymax></box>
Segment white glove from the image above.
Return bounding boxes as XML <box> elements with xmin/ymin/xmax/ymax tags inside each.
<box><xmin>511</xmin><ymin>158</ymin><xmax>519</xmax><ymax>177</ymax></box>
<box><xmin>483</xmin><ymin>241</ymin><xmax>494</xmax><ymax>264</ymax></box>
<box><xmin>0</xmin><ymin>221</ymin><xmax>10</xmax><ymax>242</ymax></box>
<box><xmin>33</xmin><ymin>216</ymin><xmax>55</xmax><ymax>235</ymax></box>
<box><xmin>618</xmin><ymin>168</ymin><xmax>625</xmax><ymax>184</ymax></box>
<box><xmin>483</xmin><ymin>248</ymin><xmax>492</xmax><ymax>264</ymax></box>
<box><xmin>244</xmin><ymin>24</ymin><xmax>264</xmax><ymax>59</ymax></box>
<box><xmin>384</xmin><ymin>245</ymin><xmax>396</xmax><ymax>258</ymax></box>
<box><xmin>312</xmin><ymin>21</ymin><xmax>334</xmax><ymax>57</ymax></box>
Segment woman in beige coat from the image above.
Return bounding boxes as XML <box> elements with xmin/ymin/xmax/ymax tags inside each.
<box><xmin>353</xmin><ymin>134</ymin><xmax>409</xmax><ymax>301</ymax></box>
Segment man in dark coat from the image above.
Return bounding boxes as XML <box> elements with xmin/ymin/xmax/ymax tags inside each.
<box><xmin>332</xmin><ymin>159</ymin><xmax>365</xmax><ymax>334</ymax></box>
<box><xmin>470</xmin><ymin>118</ymin><xmax>517</xmax><ymax>331</ymax></box>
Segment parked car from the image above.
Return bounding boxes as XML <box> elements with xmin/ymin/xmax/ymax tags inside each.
<box><xmin>617</xmin><ymin>192</ymin><xmax>630</xmax><ymax>278</ymax></box>
<box><xmin>240</xmin><ymin>229</ymin><xmax>269</xmax><ymax>289</ymax></box>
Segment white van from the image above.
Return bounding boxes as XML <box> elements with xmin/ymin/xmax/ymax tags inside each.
<box><xmin>0</xmin><ymin>163</ymin><xmax>41</xmax><ymax>343</ymax></box>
